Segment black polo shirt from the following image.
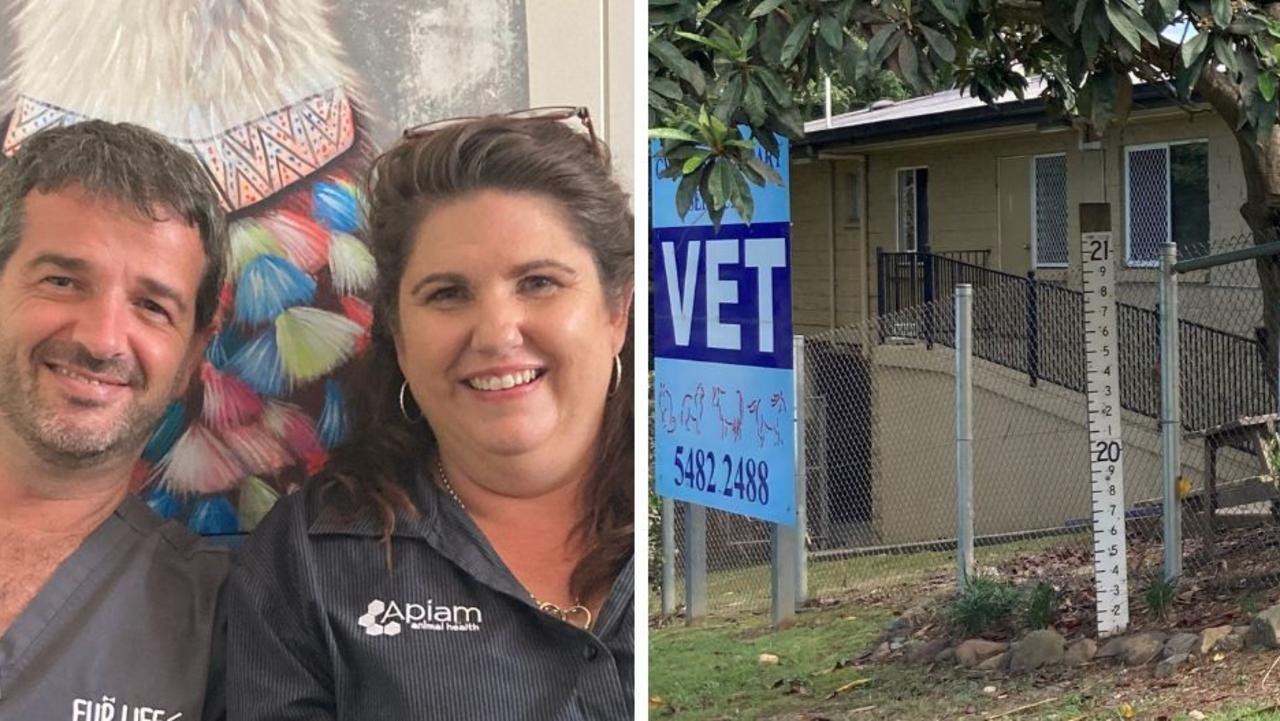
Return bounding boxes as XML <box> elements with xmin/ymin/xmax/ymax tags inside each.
<box><xmin>0</xmin><ymin>495</ymin><xmax>230</xmax><ymax>721</ymax></box>
<box><xmin>222</xmin><ymin>472</ymin><xmax>633</xmax><ymax>720</ymax></box>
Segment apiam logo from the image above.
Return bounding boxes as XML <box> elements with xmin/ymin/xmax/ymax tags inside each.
<box><xmin>357</xmin><ymin>598</ymin><xmax>483</xmax><ymax>637</ymax></box>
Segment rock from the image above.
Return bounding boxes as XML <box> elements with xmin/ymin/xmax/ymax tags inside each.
<box><xmin>982</xmin><ymin>685</ymin><xmax>997</xmax><ymax>695</ymax></box>
<box><xmin>1008</xmin><ymin>629</ymin><xmax>1065</xmax><ymax>673</ymax></box>
<box><xmin>758</xmin><ymin>653</ymin><xmax>780</xmax><ymax>665</ymax></box>
<box><xmin>1215</xmin><ymin>633</ymin><xmax>1244</xmax><ymax>653</ymax></box>
<box><xmin>1164</xmin><ymin>632</ymin><xmax>1199</xmax><ymax>658</ymax></box>
<box><xmin>935</xmin><ymin>647</ymin><xmax>956</xmax><ymax>664</ymax></box>
<box><xmin>1153</xmin><ymin>652</ymin><xmax>1189</xmax><ymax>679</ymax></box>
<box><xmin>976</xmin><ymin>652</ymin><xmax>1008</xmax><ymax>671</ymax></box>
<box><xmin>1096</xmin><ymin>636</ymin><xmax>1127</xmax><ymax>660</ymax></box>
<box><xmin>907</xmin><ymin>639</ymin><xmax>950</xmax><ymax>664</ymax></box>
<box><xmin>886</xmin><ymin>615</ymin><xmax>913</xmax><ymax>637</ymax></box>
<box><xmin>889</xmin><ymin>639</ymin><xmax>905</xmax><ymax>651</ymax></box>
<box><xmin>869</xmin><ymin>642</ymin><xmax>892</xmax><ymax>662</ymax></box>
<box><xmin>1096</xmin><ymin>631</ymin><xmax>1168</xmax><ymax>666</ymax></box>
<box><xmin>1063</xmin><ymin>638</ymin><xmax>1097</xmax><ymax>666</ymax></box>
<box><xmin>955</xmin><ymin>639</ymin><xmax>1009</xmax><ymax>668</ymax></box>
<box><xmin>1198</xmin><ymin>626</ymin><xmax>1232</xmax><ymax>656</ymax></box>
<box><xmin>1123</xmin><ymin>631</ymin><xmax>1168</xmax><ymax>666</ymax></box>
<box><xmin>1248</xmin><ymin>605</ymin><xmax>1280</xmax><ymax>649</ymax></box>
<box><xmin>1189</xmin><ymin>711</ymin><xmax>1206</xmax><ymax>720</ymax></box>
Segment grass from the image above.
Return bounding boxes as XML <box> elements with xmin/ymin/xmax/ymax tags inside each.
<box><xmin>648</xmin><ymin>604</ymin><xmax>893</xmax><ymax>721</ymax></box>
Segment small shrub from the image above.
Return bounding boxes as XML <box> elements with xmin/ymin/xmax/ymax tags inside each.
<box><xmin>1242</xmin><ymin>591</ymin><xmax>1263</xmax><ymax>616</ymax></box>
<box><xmin>1023</xmin><ymin>582</ymin><xmax>1058</xmax><ymax>630</ymax></box>
<box><xmin>1144</xmin><ymin>574</ymin><xmax>1178</xmax><ymax>621</ymax></box>
<box><xmin>948</xmin><ymin>576</ymin><xmax>1023</xmax><ymax>637</ymax></box>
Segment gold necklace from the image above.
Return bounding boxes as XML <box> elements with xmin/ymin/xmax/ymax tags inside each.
<box><xmin>436</xmin><ymin>462</ymin><xmax>593</xmax><ymax>630</ymax></box>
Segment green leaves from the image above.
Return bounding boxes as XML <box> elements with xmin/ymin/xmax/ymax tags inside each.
<box><xmin>1259</xmin><ymin>72</ymin><xmax>1276</xmax><ymax>102</ymax></box>
<box><xmin>651</xmin><ymin>38</ymin><xmax>707</xmax><ymax>95</ymax></box>
<box><xmin>866</xmin><ymin>25</ymin><xmax>902</xmax><ymax>68</ymax></box>
<box><xmin>920</xmin><ymin>25</ymin><xmax>956</xmax><ymax>63</ymax></box>
<box><xmin>1103</xmin><ymin>0</ymin><xmax>1157</xmax><ymax>51</ymax></box>
<box><xmin>1211</xmin><ymin>0</ymin><xmax>1232</xmax><ymax>29</ymax></box>
<box><xmin>1180</xmin><ymin>30</ymin><xmax>1210</xmax><ymax>70</ymax></box>
<box><xmin>780</xmin><ymin>13</ymin><xmax>814</xmax><ymax>67</ymax></box>
<box><xmin>929</xmin><ymin>0</ymin><xmax>963</xmax><ymax>26</ymax></box>
<box><xmin>749</xmin><ymin>0</ymin><xmax>786</xmax><ymax>19</ymax></box>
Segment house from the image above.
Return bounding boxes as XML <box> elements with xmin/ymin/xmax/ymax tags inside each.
<box><xmin>787</xmin><ymin>82</ymin><xmax>1270</xmax><ymax>548</ymax></box>
<box><xmin>790</xmin><ymin>78</ymin><xmax>1253</xmax><ymax>334</ymax></box>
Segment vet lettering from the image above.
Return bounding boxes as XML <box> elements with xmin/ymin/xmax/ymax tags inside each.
<box><xmin>661</xmin><ymin>237</ymin><xmax>787</xmax><ymax>352</ymax></box>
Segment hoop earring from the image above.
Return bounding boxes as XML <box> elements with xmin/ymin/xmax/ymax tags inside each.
<box><xmin>608</xmin><ymin>354</ymin><xmax>622</xmax><ymax>397</ymax></box>
<box><xmin>399</xmin><ymin>380</ymin><xmax>422</xmax><ymax>423</ymax></box>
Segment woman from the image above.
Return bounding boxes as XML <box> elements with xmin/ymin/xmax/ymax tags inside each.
<box><xmin>222</xmin><ymin>109</ymin><xmax>634</xmax><ymax>720</ymax></box>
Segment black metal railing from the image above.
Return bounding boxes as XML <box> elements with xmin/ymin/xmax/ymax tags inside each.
<box><xmin>874</xmin><ymin>250</ymin><xmax>1273</xmax><ymax>430</ymax></box>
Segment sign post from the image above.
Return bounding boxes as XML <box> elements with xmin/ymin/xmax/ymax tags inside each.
<box><xmin>650</xmin><ymin>137</ymin><xmax>796</xmax><ymax>621</ymax></box>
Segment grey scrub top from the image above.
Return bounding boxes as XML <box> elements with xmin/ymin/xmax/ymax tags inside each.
<box><xmin>224</xmin><ymin>471</ymin><xmax>634</xmax><ymax>720</ymax></box>
<box><xmin>0</xmin><ymin>494</ymin><xmax>230</xmax><ymax>721</ymax></box>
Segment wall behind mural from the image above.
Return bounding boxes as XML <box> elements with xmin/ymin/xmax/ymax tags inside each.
<box><xmin>0</xmin><ymin>0</ymin><xmax>529</xmax><ymax>534</ymax></box>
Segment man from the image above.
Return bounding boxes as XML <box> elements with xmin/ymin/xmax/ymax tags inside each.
<box><xmin>0</xmin><ymin>121</ymin><xmax>229</xmax><ymax>719</ymax></box>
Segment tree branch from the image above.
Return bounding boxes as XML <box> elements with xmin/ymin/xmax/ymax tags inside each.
<box><xmin>993</xmin><ymin>0</ymin><xmax>1045</xmax><ymax>24</ymax></box>
<box><xmin>1194</xmin><ymin>62</ymin><xmax>1243</xmax><ymax>129</ymax></box>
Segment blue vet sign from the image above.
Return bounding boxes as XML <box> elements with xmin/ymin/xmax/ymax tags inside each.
<box><xmin>651</xmin><ymin>137</ymin><xmax>795</xmax><ymax>525</ymax></box>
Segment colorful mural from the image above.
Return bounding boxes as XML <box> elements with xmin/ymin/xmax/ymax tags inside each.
<box><xmin>0</xmin><ymin>0</ymin><xmax>529</xmax><ymax>533</ymax></box>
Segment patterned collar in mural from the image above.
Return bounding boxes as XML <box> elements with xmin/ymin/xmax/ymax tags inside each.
<box><xmin>2</xmin><ymin>88</ymin><xmax>356</xmax><ymax>213</ymax></box>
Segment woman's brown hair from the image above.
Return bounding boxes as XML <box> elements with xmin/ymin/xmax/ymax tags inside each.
<box><xmin>317</xmin><ymin>115</ymin><xmax>633</xmax><ymax>603</ymax></box>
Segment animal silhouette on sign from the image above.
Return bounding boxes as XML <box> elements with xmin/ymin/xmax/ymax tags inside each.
<box><xmin>657</xmin><ymin>384</ymin><xmax>677</xmax><ymax>433</ymax></box>
<box><xmin>680</xmin><ymin>384</ymin><xmax>705</xmax><ymax>434</ymax></box>
<box><xmin>747</xmin><ymin>391</ymin><xmax>788</xmax><ymax>447</ymax></box>
<box><xmin>711</xmin><ymin>386</ymin><xmax>743</xmax><ymax>441</ymax></box>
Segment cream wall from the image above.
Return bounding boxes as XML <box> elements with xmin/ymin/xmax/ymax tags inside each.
<box><xmin>525</xmin><ymin>1</ymin><xmax>634</xmax><ymax>190</ymax></box>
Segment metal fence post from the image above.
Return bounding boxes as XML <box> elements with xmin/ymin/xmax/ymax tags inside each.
<box><xmin>1159</xmin><ymin>243</ymin><xmax>1182</xmax><ymax>581</ymax></box>
<box><xmin>794</xmin><ymin>334</ymin><xmax>808</xmax><ymax>604</ymax></box>
<box><xmin>768</xmin><ymin>332</ymin><xmax>798</xmax><ymax>627</ymax></box>
<box><xmin>1026</xmin><ymin>270</ymin><xmax>1039</xmax><ymax>387</ymax></box>
<box><xmin>661</xmin><ymin>496</ymin><xmax>675</xmax><ymax>616</ymax></box>
<box><xmin>876</xmin><ymin>247</ymin><xmax>885</xmax><ymax>317</ymax></box>
<box><xmin>924</xmin><ymin>252</ymin><xmax>936</xmax><ymax>349</ymax></box>
<box><xmin>771</xmin><ymin>522</ymin><xmax>797</xmax><ymax>626</ymax></box>
<box><xmin>955</xmin><ymin>284</ymin><xmax>975</xmax><ymax>584</ymax></box>
<box><xmin>684</xmin><ymin>502</ymin><xmax>707</xmax><ymax>623</ymax></box>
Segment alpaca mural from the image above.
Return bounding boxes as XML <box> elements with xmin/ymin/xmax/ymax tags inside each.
<box><xmin>0</xmin><ymin>0</ymin><xmax>528</xmax><ymax>533</ymax></box>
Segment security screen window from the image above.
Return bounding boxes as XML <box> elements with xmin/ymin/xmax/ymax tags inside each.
<box><xmin>897</xmin><ymin>167</ymin><xmax>927</xmax><ymax>252</ymax></box>
<box><xmin>1125</xmin><ymin>140</ymin><xmax>1209</xmax><ymax>266</ymax></box>
<box><xmin>1033</xmin><ymin>154</ymin><xmax>1068</xmax><ymax>268</ymax></box>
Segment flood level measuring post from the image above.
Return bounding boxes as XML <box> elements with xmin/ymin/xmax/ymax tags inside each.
<box><xmin>651</xmin><ymin>137</ymin><xmax>797</xmax><ymax>625</ymax></box>
<box><xmin>1080</xmin><ymin>204</ymin><xmax>1130</xmax><ymax>636</ymax></box>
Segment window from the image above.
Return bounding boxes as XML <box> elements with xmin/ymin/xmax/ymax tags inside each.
<box><xmin>846</xmin><ymin>172</ymin><xmax>862</xmax><ymax>226</ymax></box>
<box><xmin>1033</xmin><ymin>154</ymin><xmax>1068</xmax><ymax>267</ymax></box>
<box><xmin>1125</xmin><ymin>141</ymin><xmax>1209</xmax><ymax>266</ymax></box>
<box><xmin>896</xmin><ymin>167</ymin><xmax>928</xmax><ymax>251</ymax></box>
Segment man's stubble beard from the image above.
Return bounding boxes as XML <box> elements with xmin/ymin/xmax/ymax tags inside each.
<box><xmin>0</xmin><ymin>339</ymin><xmax>184</xmax><ymax>470</ymax></box>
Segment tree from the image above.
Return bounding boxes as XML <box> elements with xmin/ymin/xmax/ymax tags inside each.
<box><xmin>649</xmin><ymin>0</ymin><xmax>1280</xmax><ymax>370</ymax></box>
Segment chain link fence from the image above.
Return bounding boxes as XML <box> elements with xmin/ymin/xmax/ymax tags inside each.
<box><xmin>654</xmin><ymin>235</ymin><xmax>1280</xmax><ymax>629</ymax></box>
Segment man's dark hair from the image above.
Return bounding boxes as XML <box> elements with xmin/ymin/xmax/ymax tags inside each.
<box><xmin>0</xmin><ymin>120</ymin><xmax>228</xmax><ymax>330</ymax></box>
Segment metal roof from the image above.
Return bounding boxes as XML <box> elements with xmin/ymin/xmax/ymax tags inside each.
<box><xmin>800</xmin><ymin>77</ymin><xmax>1174</xmax><ymax>149</ymax></box>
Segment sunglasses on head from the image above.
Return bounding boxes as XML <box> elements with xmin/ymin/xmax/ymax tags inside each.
<box><xmin>402</xmin><ymin>105</ymin><xmax>597</xmax><ymax>148</ymax></box>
